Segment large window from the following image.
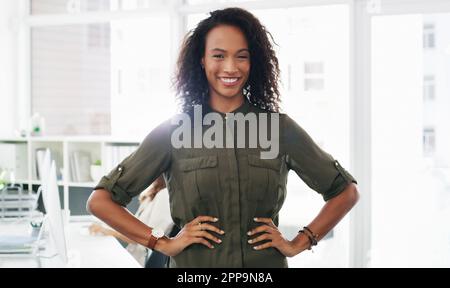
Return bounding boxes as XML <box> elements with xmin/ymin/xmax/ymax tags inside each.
<box><xmin>371</xmin><ymin>12</ymin><xmax>450</xmax><ymax>267</ymax></box>
<box><xmin>109</xmin><ymin>17</ymin><xmax>174</xmax><ymax>137</ymax></box>
<box><xmin>32</xmin><ymin>24</ymin><xmax>111</xmax><ymax>136</ymax></box>
<box><xmin>29</xmin><ymin>0</ymin><xmax>175</xmax><ymax>138</ymax></box>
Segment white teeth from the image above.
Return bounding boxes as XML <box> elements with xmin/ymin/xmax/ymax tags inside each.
<box><xmin>221</xmin><ymin>77</ymin><xmax>238</xmax><ymax>83</ymax></box>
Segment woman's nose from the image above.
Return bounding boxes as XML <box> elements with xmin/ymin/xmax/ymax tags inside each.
<box><xmin>223</xmin><ymin>58</ymin><xmax>238</xmax><ymax>74</ymax></box>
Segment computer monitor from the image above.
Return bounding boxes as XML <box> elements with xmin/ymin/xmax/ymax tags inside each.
<box><xmin>42</xmin><ymin>158</ymin><xmax>68</xmax><ymax>264</ymax></box>
<box><xmin>40</xmin><ymin>149</ymin><xmax>51</xmax><ymax>211</ymax></box>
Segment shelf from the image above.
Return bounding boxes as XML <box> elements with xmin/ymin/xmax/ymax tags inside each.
<box><xmin>12</xmin><ymin>180</ymin><xmax>96</xmax><ymax>188</ymax></box>
<box><xmin>67</xmin><ymin>182</ymin><xmax>97</xmax><ymax>188</ymax></box>
<box><xmin>0</xmin><ymin>138</ymin><xmax>28</xmax><ymax>143</ymax></box>
<box><xmin>7</xmin><ymin>180</ymin><xmax>29</xmax><ymax>185</ymax></box>
<box><xmin>0</xmin><ymin>189</ymin><xmax>39</xmax><ymax>200</ymax></box>
<box><xmin>30</xmin><ymin>180</ymin><xmax>64</xmax><ymax>186</ymax></box>
<box><xmin>0</xmin><ymin>136</ymin><xmax>139</xmax><ymax>213</ymax></box>
<box><xmin>11</xmin><ymin>180</ymin><xmax>98</xmax><ymax>188</ymax></box>
<box><xmin>70</xmin><ymin>215</ymin><xmax>97</xmax><ymax>222</ymax></box>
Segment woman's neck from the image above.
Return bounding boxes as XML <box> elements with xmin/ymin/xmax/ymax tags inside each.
<box><xmin>208</xmin><ymin>94</ymin><xmax>244</xmax><ymax>114</ymax></box>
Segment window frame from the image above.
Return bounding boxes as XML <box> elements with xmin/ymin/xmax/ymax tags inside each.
<box><xmin>423</xmin><ymin>23</ymin><xmax>436</xmax><ymax>49</ymax></box>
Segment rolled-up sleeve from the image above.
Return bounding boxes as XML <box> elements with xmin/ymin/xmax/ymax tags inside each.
<box><xmin>94</xmin><ymin>119</ymin><xmax>172</xmax><ymax>206</ymax></box>
<box><xmin>282</xmin><ymin>115</ymin><xmax>357</xmax><ymax>201</ymax></box>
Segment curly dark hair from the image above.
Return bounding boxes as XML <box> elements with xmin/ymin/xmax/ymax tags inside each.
<box><xmin>174</xmin><ymin>7</ymin><xmax>281</xmax><ymax>113</ymax></box>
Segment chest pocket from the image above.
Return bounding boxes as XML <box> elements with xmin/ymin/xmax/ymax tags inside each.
<box><xmin>178</xmin><ymin>155</ymin><xmax>222</xmax><ymax>218</ymax></box>
<box><xmin>247</xmin><ymin>154</ymin><xmax>281</xmax><ymax>218</ymax></box>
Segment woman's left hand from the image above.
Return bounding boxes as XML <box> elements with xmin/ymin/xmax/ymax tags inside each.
<box><xmin>247</xmin><ymin>217</ymin><xmax>299</xmax><ymax>257</ymax></box>
<box><xmin>89</xmin><ymin>223</ymin><xmax>106</xmax><ymax>236</ymax></box>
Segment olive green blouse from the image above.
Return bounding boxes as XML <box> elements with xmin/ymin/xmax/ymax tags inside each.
<box><xmin>94</xmin><ymin>99</ymin><xmax>357</xmax><ymax>268</ymax></box>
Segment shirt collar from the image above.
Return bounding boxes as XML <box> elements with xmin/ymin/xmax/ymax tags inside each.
<box><xmin>203</xmin><ymin>97</ymin><xmax>251</xmax><ymax>116</ymax></box>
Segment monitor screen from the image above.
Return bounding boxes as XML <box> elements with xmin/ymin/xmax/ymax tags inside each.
<box><xmin>42</xmin><ymin>157</ymin><xmax>68</xmax><ymax>264</ymax></box>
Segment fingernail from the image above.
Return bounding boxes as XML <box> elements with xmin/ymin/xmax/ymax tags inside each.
<box><xmin>247</xmin><ymin>231</ymin><xmax>252</xmax><ymax>236</ymax></box>
<box><xmin>214</xmin><ymin>217</ymin><xmax>219</xmax><ymax>222</ymax></box>
<box><xmin>211</xmin><ymin>245</ymin><xmax>215</xmax><ymax>249</ymax></box>
<box><xmin>253</xmin><ymin>246</ymin><xmax>259</xmax><ymax>250</ymax></box>
<box><xmin>254</xmin><ymin>217</ymin><xmax>258</xmax><ymax>221</ymax></box>
<box><xmin>220</xmin><ymin>230</ymin><xmax>225</xmax><ymax>234</ymax></box>
<box><xmin>218</xmin><ymin>239</ymin><xmax>222</xmax><ymax>243</ymax></box>
<box><xmin>248</xmin><ymin>239</ymin><xmax>252</xmax><ymax>243</ymax></box>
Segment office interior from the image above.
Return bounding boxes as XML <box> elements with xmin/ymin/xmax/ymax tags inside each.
<box><xmin>0</xmin><ymin>0</ymin><xmax>449</xmax><ymax>268</ymax></box>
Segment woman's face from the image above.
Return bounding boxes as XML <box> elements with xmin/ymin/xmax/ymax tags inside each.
<box><xmin>201</xmin><ymin>24</ymin><xmax>250</xmax><ymax>102</ymax></box>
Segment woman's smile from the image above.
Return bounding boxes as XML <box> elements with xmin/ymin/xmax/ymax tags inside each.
<box><xmin>218</xmin><ymin>76</ymin><xmax>242</xmax><ymax>87</ymax></box>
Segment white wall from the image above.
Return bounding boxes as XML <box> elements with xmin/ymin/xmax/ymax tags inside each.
<box><xmin>0</xmin><ymin>0</ymin><xmax>18</xmax><ymax>137</ymax></box>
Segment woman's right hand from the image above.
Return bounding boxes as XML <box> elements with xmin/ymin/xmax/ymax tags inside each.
<box><xmin>154</xmin><ymin>216</ymin><xmax>225</xmax><ymax>257</ymax></box>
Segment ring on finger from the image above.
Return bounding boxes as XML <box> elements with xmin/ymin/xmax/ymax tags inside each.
<box><xmin>198</xmin><ymin>222</ymin><xmax>203</xmax><ymax>231</ymax></box>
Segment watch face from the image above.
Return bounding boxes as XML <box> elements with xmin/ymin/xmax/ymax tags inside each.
<box><xmin>152</xmin><ymin>228</ymin><xmax>164</xmax><ymax>238</ymax></box>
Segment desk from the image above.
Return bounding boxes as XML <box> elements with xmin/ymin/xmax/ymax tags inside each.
<box><xmin>0</xmin><ymin>220</ymin><xmax>141</xmax><ymax>268</ymax></box>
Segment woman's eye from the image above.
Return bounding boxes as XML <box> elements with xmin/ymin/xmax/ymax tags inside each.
<box><xmin>238</xmin><ymin>55</ymin><xmax>249</xmax><ymax>59</ymax></box>
<box><xmin>213</xmin><ymin>55</ymin><xmax>224</xmax><ymax>59</ymax></box>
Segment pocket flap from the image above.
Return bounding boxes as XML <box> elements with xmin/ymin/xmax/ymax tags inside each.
<box><xmin>247</xmin><ymin>154</ymin><xmax>281</xmax><ymax>171</ymax></box>
<box><xmin>179</xmin><ymin>155</ymin><xmax>218</xmax><ymax>172</ymax></box>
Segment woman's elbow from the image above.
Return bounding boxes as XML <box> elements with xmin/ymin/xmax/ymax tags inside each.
<box><xmin>86</xmin><ymin>191</ymin><xmax>97</xmax><ymax>215</ymax></box>
<box><xmin>346</xmin><ymin>183</ymin><xmax>360</xmax><ymax>207</ymax></box>
<box><xmin>86</xmin><ymin>189</ymin><xmax>108</xmax><ymax>216</ymax></box>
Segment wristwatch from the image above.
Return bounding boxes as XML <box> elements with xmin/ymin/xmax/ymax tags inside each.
<box><xmin>147</xmin><ymin>228</ymin><xmax>164</xmax><ymax>250</ymax></box>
